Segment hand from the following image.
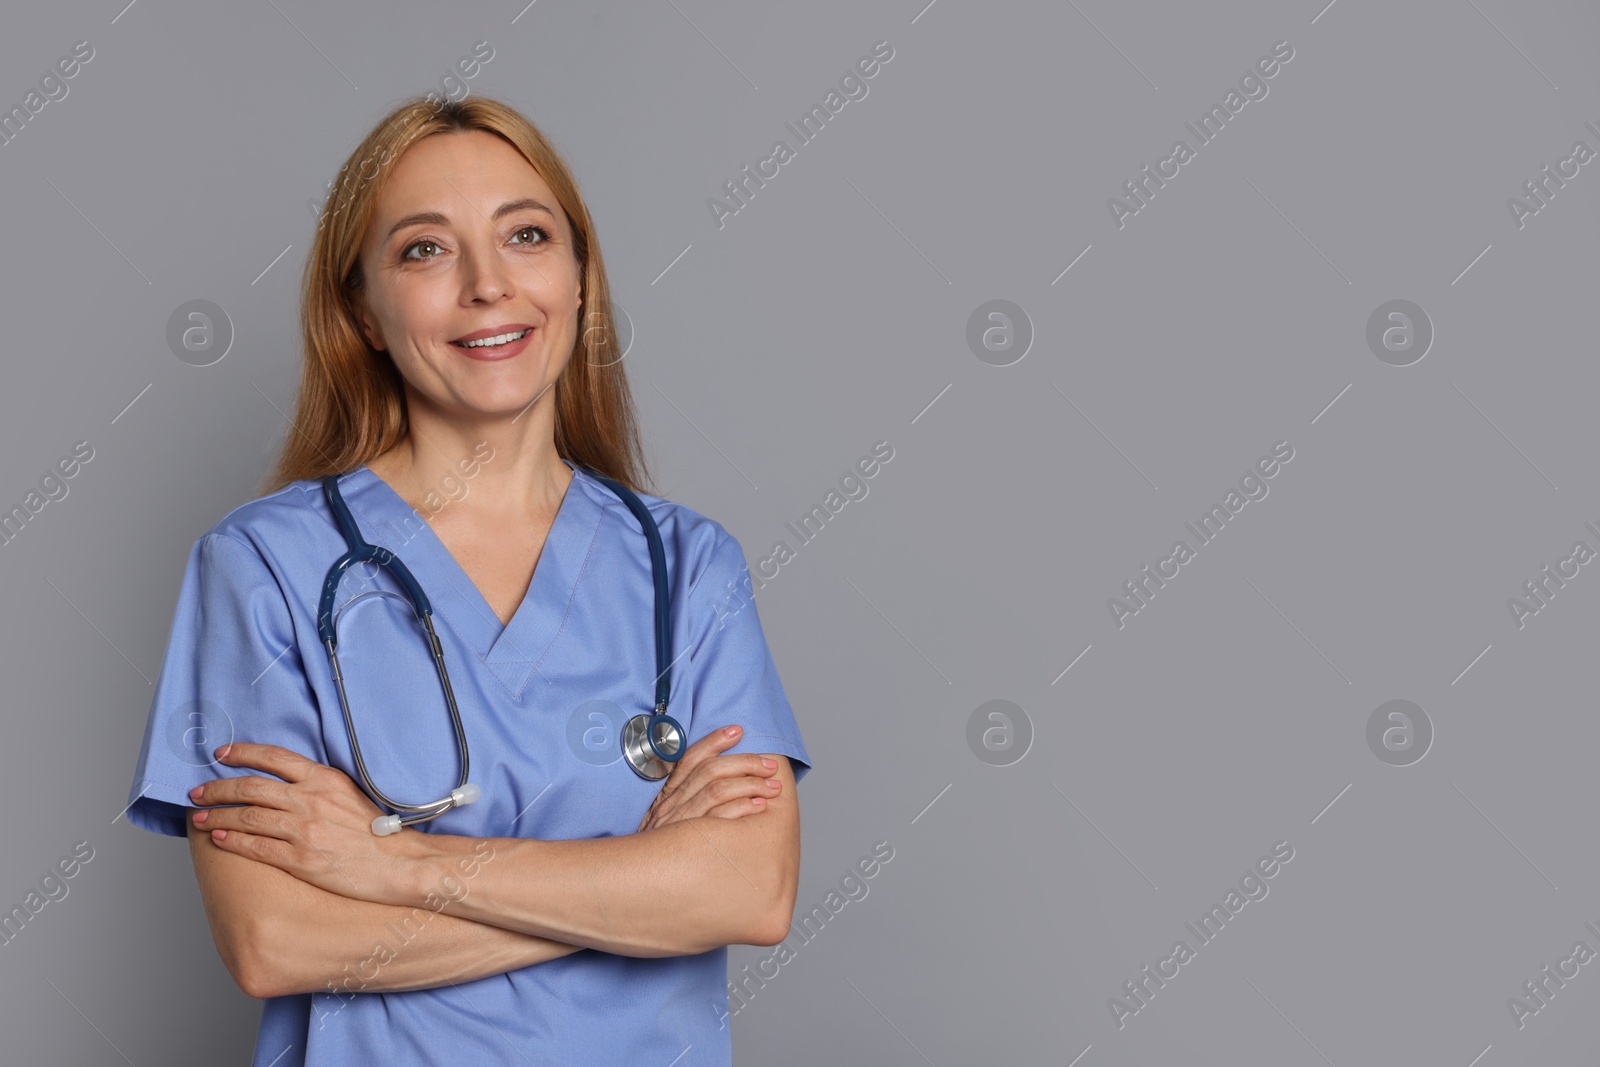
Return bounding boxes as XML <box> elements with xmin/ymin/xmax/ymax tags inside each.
<box><xmin>636</xmin><ymin>725</ymin><xmax>784</xmax><ymax>833</ymax></box>
<box><xmin>188</xmin><ymin>743</ymin><xmax>409</xmax><ymax>906</ymax></box>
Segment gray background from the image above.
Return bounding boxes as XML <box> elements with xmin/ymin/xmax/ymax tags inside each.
<box><xmin>3</xmin><ymin>0</ymin><xmax>1598</xmax><ymax>1063</ymax></box>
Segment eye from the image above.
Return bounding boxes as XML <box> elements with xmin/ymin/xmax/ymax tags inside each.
<box><xmin>510</xmin><ymin>224</ymin><xmax>551</xmax><ymax>247</ymax></box>
<box><xmin>402</xmin><ymin>238</ymin><xmax>442</xmax><ymax>261</ymax></box>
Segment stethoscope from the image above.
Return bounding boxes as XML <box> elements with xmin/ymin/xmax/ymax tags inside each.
<box><xmin>317</xmin><ymin>465</ymin><xmax>686</xmax><ymax>835</ymax></box>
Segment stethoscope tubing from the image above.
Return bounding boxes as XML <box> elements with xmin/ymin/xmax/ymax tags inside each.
<box><xmin>318</xmin><ymin>464</ymin><xmax>685</xmax><ymax>833</ymax></box>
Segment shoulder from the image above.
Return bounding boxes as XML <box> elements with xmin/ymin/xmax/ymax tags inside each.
<box><xmin>569</xmin><ymin>469</ymin><xmax>747</xmax><ymax>596</ymax></box>
<box><xmin>190</xmin><ymin>475</ymin><xmax>340</xmax><ymax>569</ymax></box>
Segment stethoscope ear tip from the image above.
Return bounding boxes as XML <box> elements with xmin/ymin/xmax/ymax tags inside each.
<box><xmin>369</xmin><ymin>783</ymin><xmax>479</xmax><ymax>836</ymax></box>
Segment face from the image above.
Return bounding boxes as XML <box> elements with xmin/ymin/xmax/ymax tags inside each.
<box><xmin>351</xmin><ymin>129</ymin><xmax>583</xmax><ymax>422</ymax></box>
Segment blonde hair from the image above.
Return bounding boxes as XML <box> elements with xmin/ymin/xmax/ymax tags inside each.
<box><xmin>263</xmin><ymin>96</ymin><xmax>651</xmax><ymax>495</ymax></box>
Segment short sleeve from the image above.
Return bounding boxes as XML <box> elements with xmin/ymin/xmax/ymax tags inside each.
<box><xmin>125</xmin><ymin>532</ymin><xmax>327</xmax><ymax>837</ymax></box>
<box><xmin>678</xmin><ymin>531</ymin><xmax>811</xmax><ymax>783</ymax></box>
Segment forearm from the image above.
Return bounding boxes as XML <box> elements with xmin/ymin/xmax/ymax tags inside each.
<box><xmin>188</xmin><ymin>818</ymin><xmax>582</xmax><ymax>998</ymax></box>
<box><xmin>268</xmin><ymin>877</ymin><xmax>584</xmax><ymax>997</ymax></box>
<box><xmin>399</xmin><ymin>814</ymin><xmax>796</xmax><ymax>957</ymax></box>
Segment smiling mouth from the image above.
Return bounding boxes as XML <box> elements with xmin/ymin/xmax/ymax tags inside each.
<box><xmin>452</xmin><ymin>328</ymin><xmax>532</xmax><ymax>351</ymax></box>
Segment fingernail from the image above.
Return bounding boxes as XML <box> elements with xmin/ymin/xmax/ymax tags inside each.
<box><xmin>765</xmin><ymin>779</ymin><xmax>781</xmax><ymax>788</ymax></box>
<box><xmin>189</xmin><ymin>786</ymin><xmax>203</xmax><ymax>800</ymax></box>
<box><xmin>216</xmin><ymin>744</ymin><xmax>231</xmax><ymax>758</ymax></box>
<box><xmin>724</xmin><ymin>726</ymin><xmax>740</xmax><ymax>737</ymax></box>
<box><xmin>193</xmin><ymin>810</ymin><xmax>208</xmax><ymax>824</ymax></box>
<box><xmin>761</xmin><ymin>758</ymin><xmax>776</xmax><ymax>770</ymax></box>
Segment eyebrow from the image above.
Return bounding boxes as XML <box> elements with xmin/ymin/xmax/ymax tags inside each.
<box><xmin>384</xmin><ymin>198</ymin><xmax>556</xmax><ymax>242</ymax></box>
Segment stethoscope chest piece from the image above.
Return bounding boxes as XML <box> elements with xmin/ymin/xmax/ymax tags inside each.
<box><xmin>621</xmin><ymin>709</ymin><xmax>686</xmax><ymax>780</ymax></box>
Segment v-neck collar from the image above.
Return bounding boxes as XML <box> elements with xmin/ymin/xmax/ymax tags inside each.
<box><xmin>337</xmin><ymin>457</ymin><xmax>606</xmax><ymax>698</ymax></box>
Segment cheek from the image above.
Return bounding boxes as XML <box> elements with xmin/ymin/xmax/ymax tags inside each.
<box><xmin>526</xmin><ymin>264</ymin><xmax>584</xmax><ymax>334</ymax></box>
<box><xmin>527</xmin><ymin>257</ymin><xmax>583</xmax><ymax>308</ymax></box>
<box><xmin>386</xmin><ymin>292</ymin><xmax>458</xmax><ymax>361</ymax></box>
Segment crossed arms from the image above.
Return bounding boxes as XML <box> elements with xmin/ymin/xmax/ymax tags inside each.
<box><xmin>185</xmin><ymin>727</ymin><xmax>798</xmax><ymax>999</ymax></box>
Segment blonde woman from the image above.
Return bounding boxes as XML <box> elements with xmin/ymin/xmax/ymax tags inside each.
<box><xmin>127</xmin><ymin>96</ymin><xmax>810</xmax><ymax>1066</ymax></box>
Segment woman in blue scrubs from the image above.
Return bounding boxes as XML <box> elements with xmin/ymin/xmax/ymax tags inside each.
<box><xmin>125</xmin><ymin>96</ymin><xmax>810</xmax><ymax>1066</ymax></box>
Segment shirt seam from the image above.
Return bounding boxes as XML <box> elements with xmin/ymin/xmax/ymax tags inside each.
<box><xmin>732</xmin><ymin>731</ymin><xmax>802</xmax><ymax>742</ymax></box>
<box><xmin>134</xmin><ymin>776</ymin><xmax>203</xmax><ymax>797</ymax></box>
<box><xmin>202</xmin><ymin>532</ymin><xmax>317</xmax><ymax>711</ymax></box>
<box><xmin>685</xmin><ymin>530</ymin><xmax>734</xmax><ymax>605</ymax></box>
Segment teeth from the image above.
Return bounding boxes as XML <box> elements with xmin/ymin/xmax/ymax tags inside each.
<box><xmin>460</xmin><ymin>329</ymin><xmax>528</xmax><ymax>348</ymax></box>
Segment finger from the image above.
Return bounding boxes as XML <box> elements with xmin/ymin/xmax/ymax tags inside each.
<box><xmin>214</xmin><ymin>742</ymin><xmax>323</xmax><ymax>784</ymax></box>
<box><xmin>700</xmin><ymin>753</ymin><xmax>782</xmax><ymax>783</ymax></box>
<box><xmin>659</xmin><ymin>725</ymin><xmax>745</xmax><ymax>794</ymax></box>
<box><xmin>703</xmin><ymin>795</ymin><xmax>772</xmax><ymax>820</ymax></box>
<box><xmin>188</xmin><ymin>775</ymin><xmax>293</xmax><ymax>809</ymax></box>
<box><xmin>652</xmin><ymin>774</ymin><xmax>781</xmax><ymax>825</ymax></box>
<box><xmin>651</xmin><ymin>785</ymin><xmax>771</xmax><ymax>827</ymax></box>
<box><xmin>200</xmin><ymin>821</ymin><xmax>294</xmax><ymax>868</ymax></box>
<box><xmin>661</xmin><ymin>753</ymin><xmax>778</xmax><ymax>808</ymax></box>
<box><xmin>192</xmin><ymin>802</ymin><xmax>296</xmax><ymax>843</ymax></box>
<box><xmin>642</xmin><ymin>728</ymin><xmax>757</xmax><ymax>827</ymax></box>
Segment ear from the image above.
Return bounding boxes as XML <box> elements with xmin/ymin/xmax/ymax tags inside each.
<box><xmin>350</xmin><ymin>293</ymin><xmax>387</xmax><ymax>352</ymax></box>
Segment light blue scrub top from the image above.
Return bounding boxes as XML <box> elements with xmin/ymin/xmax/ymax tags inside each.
<box><xmin>126</xmin><ymin>460</ymin><xmax>811</xmax><ymax>1067</ymax></box>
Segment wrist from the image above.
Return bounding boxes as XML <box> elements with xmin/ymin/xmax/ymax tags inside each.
<box><xmin>387</xmin><ymin>826</ymin><xmax>445</xmax><ymax>908</ymax></box>
<box><xmin>390</xmin><ymin>831</ymin><xmax>506</xmax><ymax>913</ymax></box>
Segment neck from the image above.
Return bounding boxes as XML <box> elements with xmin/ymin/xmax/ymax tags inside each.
<box><xmin>369</xmin><ymin>385</ymin><xmax>573</xmax><ymax>523</ymax></box>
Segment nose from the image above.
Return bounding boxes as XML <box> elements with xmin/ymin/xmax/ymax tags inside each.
<box><xmin>459</xmin><ymin>237</ymin><xmax>513</xmax><ymax>304</ymax></box>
